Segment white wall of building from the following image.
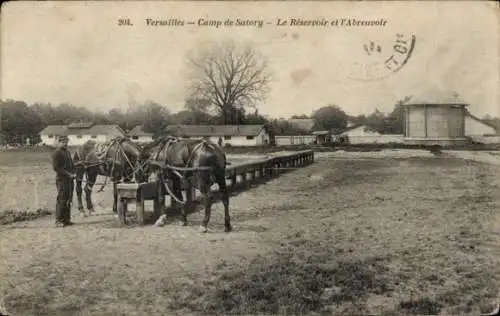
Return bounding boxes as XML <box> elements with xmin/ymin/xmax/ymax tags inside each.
<box><xmin>347</xmin><ymin>134</ymin><xmax>405</xmax><ymax>144</ymax></box>
<box><xmin>465</xmin><ymin>116</ymin><xmax>497</xmax><ymax>136</ymax></box>
<box><xmin>342</xmin><ymin>125</ymin><xmax>380</xmax><ymax>137</ymax></box>
<box><xmin>67</xmin><ymin>134</ymin><xmax>107</xmax><ymax>146</ymax></box>
<box><xmin>275</xmin><ymin>135</ymin><xmax>315</xmax><ymax>146</ymax></box>
<box><xmin>407</xmin><ymin>106</ymin><xmax>426</xmax><ymax>137</ymax></box>
<box><xmin>183</xmin><ymin>129</ymin><xmax>270</xmax><ymax>147</ymax></box>
<box><xmin>40</xmin><ymin>135</ymin><xmax>58</xmax><ymax>146</ymax></box>
<box><xmin>426</xmin><ymin>106</ymin><xmax>450</xmax><ymax>138</ymax></box>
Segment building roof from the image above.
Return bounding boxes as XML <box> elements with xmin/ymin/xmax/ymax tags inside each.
<box><xmin>163</xmin><ymin>125</ymin><xmax>266</xmax><ymax>137</ymax></box>
<box><xmin>40</xmin><ymin>124</ymin><xmax>125</xmax><ymax>136</ymax></box>
<box><xmin>39</xmin><ymin>125</ymin><xmax>67</xmax><ymax>135</ymax></box>
<box><xmin>405</xmin><ymin>89</ymin><xmax>469</xmax><ymax>105</ymax></box>
<box><xmin>312</xmin><ymin>131</ymin><xmax>330</xmax><ymax>135</ymax></box>
<box><xmin>288</xmin><ymin>118</ymin><xmax>315</xmax><ymax>131</ymax></box>
<box><xmin>68</xmin><ymin>122</ymin><xmax>94</xmax><ymax>129</ymax></box>
<box><xmin>128</xmin><ymin>125</ymin><xmax>153</xmax><ymax>137</ymax></box>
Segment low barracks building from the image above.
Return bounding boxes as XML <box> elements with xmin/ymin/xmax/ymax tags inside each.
<box><xmin>39</xmin><ymin>122</ymin><xmax>126</xmax><ymax>146</ymax></box>
<box><xmin>163</xmin><ymin>125</ymin><xmax>272</xmax><ymax>147</ymax></box>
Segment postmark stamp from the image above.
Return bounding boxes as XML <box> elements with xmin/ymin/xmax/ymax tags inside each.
<box><xmin>348</xmin><ymin>33</ymin><xmax>416</xmax><ymax>82</ymax></box>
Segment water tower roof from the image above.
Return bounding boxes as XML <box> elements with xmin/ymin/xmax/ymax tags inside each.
<box><xmin>406</xmin><ymin>89</ymin><xmax>469</xmax><ymax>106</ymax></box>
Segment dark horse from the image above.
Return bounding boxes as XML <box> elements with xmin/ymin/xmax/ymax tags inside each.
<box><xmin>142</xmin><ymin>136</ymin><xmax>232</xmax><ymax>233</ymax></box>
<box><xmin>73</xmin><ymin>136</ymin><xmax>146</xmax><ymax>216</ymax></box>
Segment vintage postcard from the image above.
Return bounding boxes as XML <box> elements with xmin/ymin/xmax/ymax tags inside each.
<box><xmin>1</xmin><ymin>1</ymin><xmax>499</xmax><ymax>315</ymax></box>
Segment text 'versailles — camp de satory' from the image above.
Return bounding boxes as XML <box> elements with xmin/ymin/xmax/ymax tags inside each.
<box><xmin>144</xmin><ymin>18</ymin><xmax>265</xmax><ymax>28</ymax></box>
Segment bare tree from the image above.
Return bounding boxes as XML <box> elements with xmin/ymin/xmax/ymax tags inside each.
<box><xmin>187</xmin><ymin>40</ymin><xmax>271</xmax><ymax>124</ymax></box>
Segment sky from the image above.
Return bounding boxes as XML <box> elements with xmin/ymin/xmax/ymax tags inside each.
<box><xmin>1</xmin><ymin>1</ymin><xmax>499</xmax><ymax>119</ymax></box>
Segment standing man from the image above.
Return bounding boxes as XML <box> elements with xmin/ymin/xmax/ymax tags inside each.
<box><xmin>52</xmin><ymin>135</ymin><xmax>76</xmax><ymax>227</ymax></box>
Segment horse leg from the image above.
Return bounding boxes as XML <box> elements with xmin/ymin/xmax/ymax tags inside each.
<box><xmin>112</xmin><ymin>181</ymin><xmax>118</xmax><ymax>214</ymax></box>
<box><xmin>170</xmin><ymin>171</ymin><xmax>185</xmax><ymax>224</ymax></box>
<box><xmin>199</xmin><ymin>179</ymin><xmax>213</xmax><ymax>233</ymax></box>
<box><xmin>84</xmin><ymin>170</ymin><xmax>97</xmax><ymax>214</ymax></box>
<box><xmin>75</xmin><ymin>167</ymin><xmax>86</xmax><ymax>215</ymax></box>
<box><xmin>217</xmin><ymin>172</ymin><xmax>232</xmax><ymax>233</ymax></box>
<box><xmin>176</xmin><ymin>176</ymin><xmax>188</xmax><ymax>226</ymax></box>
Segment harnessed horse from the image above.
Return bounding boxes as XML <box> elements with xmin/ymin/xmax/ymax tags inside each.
<box><xmin>142</xmin><ymin>136</ymin><xmax>232</xmax><ymax>233</ymax></box>
<box><xmin>73</xmin><ymin>136</ymin><xmax>147</xmax><ymax>216</ymax></box>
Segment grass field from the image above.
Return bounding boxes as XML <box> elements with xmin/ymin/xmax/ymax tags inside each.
<box><xmin>0</xmin><ymin>149</ymin><xmax>499</xmax><ymax>315</ymax></box>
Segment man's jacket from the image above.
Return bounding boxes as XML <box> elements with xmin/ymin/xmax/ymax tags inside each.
<box><xmin>52</xmin><ymin>147</ymin><xmax>74</xmax><ymax>179</ymax></box>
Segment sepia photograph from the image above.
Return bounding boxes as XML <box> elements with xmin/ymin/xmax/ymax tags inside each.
<box><xmin>0</xmin><ymin>1</ymin><xmax>499</xmax><ymax>315</ymax></box>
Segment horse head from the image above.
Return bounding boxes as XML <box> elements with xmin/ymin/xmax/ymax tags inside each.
<box><xmin>106</xmin><ymin>136</ymin><xmax>148</xmax><ymax>183</ymax></box>
<box><xmin>139</xmin><ymin>136</ymin><xmax>170</xmax><ymax>176</ymax></box>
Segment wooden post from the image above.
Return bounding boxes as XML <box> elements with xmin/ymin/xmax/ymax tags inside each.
<box><xmin>117</xmin><ymin>196</ymin><xmax>127</xmax><ymax>227</ymax></box>
<box><xmin>245</xmin><ymin>170</ymin><xmax>251</xmax><ymax>188</ymax></box>
<box><xmin>239</xmin><ymin>172</ymin><xmax>246</xmax><ymax>187</ymax></box>
<box><xmin>136</xmin><ymin>186</ymin><xmax>145</xmax><ymax>226</ymax></box>
<box><xmin>230</xmin><ymin>174</ymin><xmax>237</xmax><ymax>188</ymax></box>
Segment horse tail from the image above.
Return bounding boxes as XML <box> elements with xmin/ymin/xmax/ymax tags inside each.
<box><xmin>200</xmin><ymin>139</ymin><xmax>228</xmax><ymax>169</ymax></box>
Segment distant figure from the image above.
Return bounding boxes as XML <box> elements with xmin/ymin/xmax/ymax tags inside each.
<box><xmin>218</xmin><ymin>137</ymin><xmax>223</xmax><ymax>147</ymax></box>
<box><xmin>51</xmin><ymin>135</ymin><xmax>76</xmax><ymax>227</ymax></box>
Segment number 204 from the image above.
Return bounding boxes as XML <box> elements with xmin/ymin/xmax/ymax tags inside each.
<box><xmin>118</xmin><ymin>18</ymin><xmax>132</xmax><ymax>26</ymax></box>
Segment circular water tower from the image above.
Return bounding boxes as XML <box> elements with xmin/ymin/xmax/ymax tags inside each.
<box><xmin>402</xmin><ymin>90</ymin><xmax>469</xmax><ymax>146</ymax></box>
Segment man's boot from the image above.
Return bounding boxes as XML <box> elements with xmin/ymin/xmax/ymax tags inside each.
<box><xmin>64</xmin><ymin>201</ymin><xmax>75</xmax><ymax>226</ymax></box>
<box><xmin>55</xmin><ymin>200</ymin><xmax>66</xmax><ymax>227</ymax></box>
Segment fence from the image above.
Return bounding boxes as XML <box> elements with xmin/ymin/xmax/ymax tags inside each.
<box><xmin>225</xmin><ymin>150</ymin><xmax>314</xmax><ymax>186</ymax></box>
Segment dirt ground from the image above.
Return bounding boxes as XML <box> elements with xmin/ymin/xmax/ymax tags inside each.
<box><xmin>0</xmin><ymin>149</ymin><xmax>499</xmax><ymax>315</ymax></box>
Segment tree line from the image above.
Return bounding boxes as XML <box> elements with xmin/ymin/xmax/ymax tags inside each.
<box><xmin>1</xmin><ymin>98</ymin><xmax>499</xmax><ymax>145</ymax></box>
<box><xmin>0</xmin><ymin>98</ymin><xmax>264</xmax><ymax>144</ymax></box>
<box><xmin>2</xmin><ymin>39</ymin><xmax>498</xmax><ymax>145</ymax></box>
